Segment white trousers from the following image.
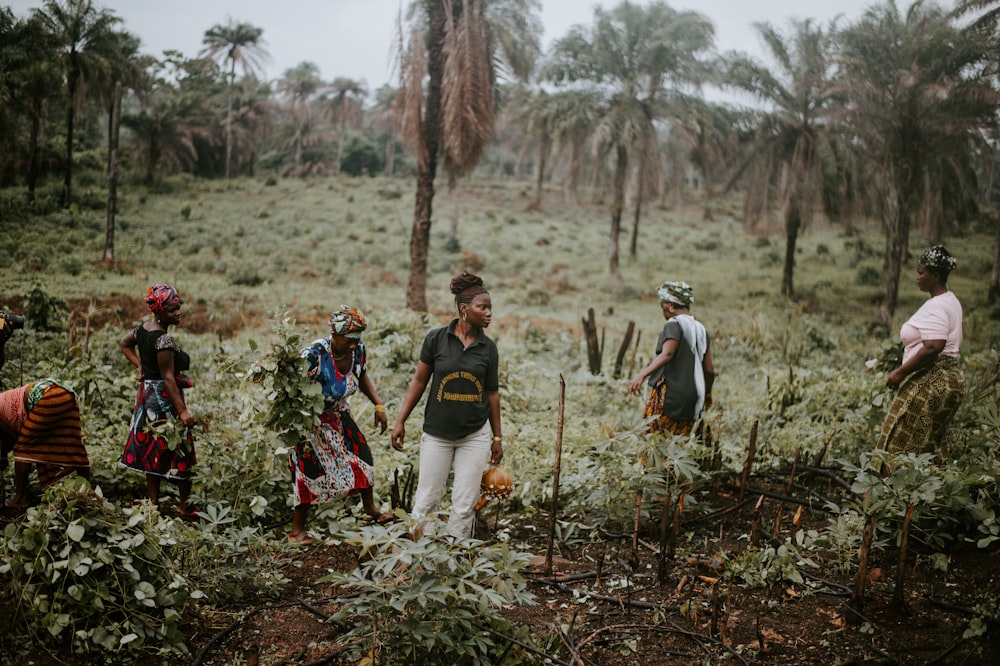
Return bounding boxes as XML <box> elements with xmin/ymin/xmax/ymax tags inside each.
<box><xmin>410</xmin><ymin>423</ymin><xmax>490</xmax><ymax>538</ymax></box>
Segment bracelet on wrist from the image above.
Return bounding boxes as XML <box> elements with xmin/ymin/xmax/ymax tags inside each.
<box><xmin>374</xmin><ymin>404</ymin><xmax>386</xmax><ymax>414</ymax></box>
<box><xmin>493</xmin><ymin>435</ymin><xmax>502</xmax><ymax>442</ymax></box>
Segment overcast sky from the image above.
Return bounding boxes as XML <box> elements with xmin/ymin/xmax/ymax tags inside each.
<box><xmin>7</xmin><ymin>0</ymin><xmax>932</xmax><ymax>94</ymax></box>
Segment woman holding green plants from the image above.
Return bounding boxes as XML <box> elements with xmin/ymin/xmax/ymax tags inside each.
<box><xmin>288</xmin><ymin>306</ymin><xmax>391</xmax><ymax>544</ymax></box>
<box><xmin>877</xmin><ymin>245</ymin><xmax>965</xmax><ymax>456</ymax></box>
<box><xmin>120</xmin><ymin>283</ymin><xmax>198</xmax><ymax>517</ymax></box>
<box><xmin>391</xmin><ymin>272</ymin><xmax>503</xmax><ymax>539</ymax></box>
<box><xmin>628</xmin><ymin>280</ymin><xmax>715</xmax><ymax>437</ymax></box>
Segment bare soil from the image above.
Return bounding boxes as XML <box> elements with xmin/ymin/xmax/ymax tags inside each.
<box><xmin>185</xmin><ymin>474</ymin><xmax>999</xmax><ymax>666</ymax></box>
<box><xmin>2</xmin><ymin>472</ymin><xmax>998</xmax><ymax>665</ymax></box>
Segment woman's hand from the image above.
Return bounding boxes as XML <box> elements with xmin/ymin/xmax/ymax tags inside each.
<box><xmin>390</xmin><ymin>423</ymin><xmax>405</xmax><ymax>451</ymax></box>
<box><xmin>490</xmin><ymin>440</ymin><xmax>503</xmax><ymax>465</ymax></box>
<box><xmin>373</xmin><ymin>408</ymin><xmax>388</xmax><ymax>434</ymax></box>
<box><xmin>178</xmin><ymin>409</ymin><xmax>197</xmax><ymax>428</ymax></box>
<box><xmin>886</xmin><ymin>368</ymin><xmax>905</xmax><ymax>390</ymax></box>
<box><xmin>627</xmin><ymin>376</ymin><xmax>644</xmax><ymax>396</ymax></box>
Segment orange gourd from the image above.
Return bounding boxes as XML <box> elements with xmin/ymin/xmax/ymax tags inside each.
<box><xmin>474</xmin><ymin>465</ymin><xmax>513</xmax><ymax>511</ymax></box>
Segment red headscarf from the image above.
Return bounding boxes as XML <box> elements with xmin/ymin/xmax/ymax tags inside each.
<box><xmin>145</xmin><ymin>283</ymin><xmax>180</xmax><ymax>314</ymax></box>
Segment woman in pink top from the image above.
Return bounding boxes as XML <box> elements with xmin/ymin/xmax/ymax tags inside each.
<box><xmin>877</xmin><ymin>245</ymin><xmax>965</xmax><ymax>456</ymax></box>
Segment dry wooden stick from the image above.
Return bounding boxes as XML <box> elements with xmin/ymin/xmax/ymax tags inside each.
<box><xmin>582</xmin><ymin>308</ymin><xmax>601</xmax><ymax>375</ymax></box>
<box><xmin>750</xmin><ymin>494</ymin><xmax>764</xmax><ymax>546</ymax></box>
<box><xmin>738</xmin><ymin>420</ymin><xmax>758</xmax><ymax>502</ymax></box>
<box><xmin>890</xmin><ymin>503</ymin><xmax>916</xmax><ymax>615</ymax></box>
<box><xmin>628</xmin><ymin>329</ymin><xmax>642</xmax><ymax>378</ymax></box>
<box><xmin>710</xmin><ymin>580</ymin><xmax>721</xmax><ymax>637</ymax></box>
<box><xmin>613</xmin><ymin>320</ymin><xmax>635</xmax><ymax>379</ymax></box>
<box><xmin>657</xmin><ymin>492</ymin><xmax>671</xmax><ymax>585</ymax></box>
<box><xmin>545</xmin><ymin>374</ymin><xmax>567</xmax><ymax>575</ymax></box>
<box><xmin>850</xmin><ymin>513</ymin><xmax>877</xmax><ymax>624</ymax></box>
<box><xmin>631</xmin><ymin>491</ymin><xmax>642</xmax><ymax>569</ymax></box>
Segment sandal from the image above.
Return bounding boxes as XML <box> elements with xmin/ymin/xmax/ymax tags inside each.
<box><xmin>177</xmin><ymin>506</ymin><xmax>200</xmax><ymax>520</ymax></box>
<box><xmin>363</xmin><ymin>512</ymin><xmax>396</xmax><ymax>524</ymax></box>
<box><xmin>287</xmin><ymin>532</ymin><xmax>316</xmax><ymax>545</ymax></box>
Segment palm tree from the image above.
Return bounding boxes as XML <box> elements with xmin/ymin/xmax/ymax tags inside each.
<box><xmin>201</xmin><ymin>17</ymin><xmax>268</xmax><ymax>179</ymax></box>
<box><xmin>101</xmin><ymin>29</ymin><xmax>145</xmax><ymax>262</ymax></box>
<box><xmin>34</xmin><ymin>0</ymin><xmax>121</xmax><ymax>206</ymax></box>
<box><xmin>327</xmin><ymin>77</ymin><xmax>368</xmax><ymax>174</ymax></box>
<box><xmin>954</xmin><ymin>0</ymin><xmax>1000</xmax><ymax>305</ymax></box>
<box><xmin>543</xmin><ymin>1</ymin><xmax>715</xmax><ymax>285</ymax></box>
<box><xmin>0</xmin><ymin>10</ymin><xmax>59</xmax><ymax>195</ymax></box>
<box><xmin>395</xmin><ymin>0</ymin><xmax>542</xmax><ymax>312</ymax></box>
<box><xmin>278</xmin><ymin>62</ymin><xmax>325</xmax><ymax>174</ymax></box>
<box><xmin>370</xmin><ymin>85</ymin><xmax>401</xmax><ymax>176</ymax></box>
<box><xmin>837</xmin><ymin>0</ymin><xmax>1000</xmax><ymax>329</ymax></box>
<box><xmin>722</xmin><ymin>19</ymin><xmax>845</xmax><ymax>299</ymax></box>
<box><xmin>123</xmin><ymin>54</ymin><xmax>214</xmax><ymax>183</ymax></box>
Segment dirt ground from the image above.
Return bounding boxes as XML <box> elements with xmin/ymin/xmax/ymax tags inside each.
<box><xmin>2</xmin><ymin>472</ymin><xmax>998</xmax><ymax>665</ymax></box>
<box><xmin>177</xmin><ymin>474</ymin><xmax>1000</xmax><ymax>666</ymax></box>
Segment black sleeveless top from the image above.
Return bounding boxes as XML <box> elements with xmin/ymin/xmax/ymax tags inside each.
<box><xmin>135</xmin><ymin>325</ymin><xmax>190</xmax><ymax>380</ymax></box>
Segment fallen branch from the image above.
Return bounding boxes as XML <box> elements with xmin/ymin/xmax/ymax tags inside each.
<box><xmin>792</xmin><ymin>464</ymin><xmax>852</xmax><ymax>491</ymax></box>
<box><xmin>575</xmin><ymin>622</ymin><xmax>749</xmax><ymax>666</ymax></box>
<box><xmin>722</xmin><ymin>481</ymin><xmax>836</xmax><ymax>510</ymax></box>
<box><xmin>525</xmin><ymin>571</ymin><xmax>598</xmax><ymax>585</ymax></box>
<box><xmin>483</xmin><ymin>627</ymin><xmax>573</xmax><ymax>666</ymax></box>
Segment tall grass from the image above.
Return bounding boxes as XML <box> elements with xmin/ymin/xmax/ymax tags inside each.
<box><xmin>0</xmin><ymin>172</ymin><xmax>996</xmax><ymax>521</ymax></box>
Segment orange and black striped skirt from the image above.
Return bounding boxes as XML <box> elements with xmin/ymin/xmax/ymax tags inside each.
<box><xmin>14</xmin><ymin>384</ymin><xmax>89</xmax><ymax>488</ymax></box>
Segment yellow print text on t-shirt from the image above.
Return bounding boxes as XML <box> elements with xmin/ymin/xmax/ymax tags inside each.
<box><xmin>436</xmin><ymin>371</ymin><xmax>483</xmax><ymax>403</ymax></box>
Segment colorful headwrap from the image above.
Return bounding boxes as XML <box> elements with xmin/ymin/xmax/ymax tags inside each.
<box><xmin>919</xmin><ymin>245</ymin><xmax>957</xmax><ymax>274</ymax></box>
<box><xmin>329</xmin><ymin>305</ymin><xmax>367</xmax><ymax>339</ymax></box>
<box><xmin>145</xmin><ymin>283</ymin><xmax>180</xmax><ymax>314</ymax></box>
<box><xmin>657</xmin><ymin>281</ymin><xmax>694</xmax><ymax>307</ymax></box>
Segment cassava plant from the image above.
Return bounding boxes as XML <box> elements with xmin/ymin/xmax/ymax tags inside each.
<box><xmin>0</xmin><ymin>482</ymin><xmax>196</xmax><ymax>658</ymax></box>
<box><xmin>321</xmin><ymin>520</ymin><xmax>538</xmax><ymax>665</ymax></box>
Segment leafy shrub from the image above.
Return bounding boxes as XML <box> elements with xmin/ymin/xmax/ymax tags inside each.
<box><xmin>855</xmin><ymin>264</ymin><xmax>881</xmax><ymax>286</ymax></box>
<box><xmin>322</xmin><ymin>521</ymin><xmax>537</xmax><ymax>665</ymax></box>
<box><xmin>340</xmin><ymin>133</ymin><xmax>383</xmax><ymax>176</ymax></box>
<box><xmin>23</xmin><ymin>281</ymin><xmax>67</xmax><ymax>331</ymax></box>
<box><xmin>228</xmin><ymin>264</ymin><xmax>264</xmax><ymax>286</ymax></box>
<box><xmin>0</xmin><ymin>483</ymin><xmax>196</xmax><ymax>658</ymax></box>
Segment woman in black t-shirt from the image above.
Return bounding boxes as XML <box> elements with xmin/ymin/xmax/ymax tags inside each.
<box><xmin>119</xmin><ymin>283</ymin><xmax>198</xmax><ymax>517</ymax></box>
<box><xmin>391</xmin><ymin>273</ymin><xmax>503</xmax><ymax>538</ymax></box>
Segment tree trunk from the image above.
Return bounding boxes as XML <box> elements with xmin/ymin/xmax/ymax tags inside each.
<box><xmin>335</xmin><ymin>127</ymin><xmax>345</xmax><ymax>175</ymax></box>
<box><xmin>63</xmin><ymin>54</ymin><xmax>80</xmax><ymax>207</ymax></box>
<box><xmin>450</xmin><ymin>179</ymin><xmax>462</xmax><ymax>237</ymax></box>
<box><xmin>781</xmin><ymin>197</ymin><xmax>801</xmax><ymax>299</ymax></box>
<box><xmin>531</xmin><ymin>134</ymin><xmax>550</xmax><ymax>208</ymax></box>
<box><xmin>225</xmin><ymin>61</ymin><xmax>234</xmax><ymax>179</ymax></box>
<box><xmin>406</xmin><ymin>1</ymin><xmax>447</xmax><ymax>312</ymax></box>
<box><xmin>629</xmin><ymin>166</ymin><xmax>643</xmax><ymax>259</ymax></box>
<box><xmin>989</xmin><ymin>212</ymin><xmax>1000</xmax><ymax>305</ymax></box>
<box><xmin>27</xmin><ymin>104</ymin><xmax>42</xmax><ymax>205</ymax></box>
<box><xmin>564</xmin><ymin>140</ymin><xmax>582</xmax><ymax>206</ymax></box>
<box><xmin>879</xmin><ymin>185</ymin><xmax>914</xmax><ymax>332</ymax></box>
<box><xmin>384</xmin><ymin>138</ymin><xmax>396</xmax><ymax>177</ymax></box>
<box><xmin>104</xmin><ymin>81</ymin><xmax>122</xmax><ymax>263</ymax></box>
<box><xmin>609</xmin><ymin>145</ymin><xmax>627</xmax><ymax>288</ymax></box>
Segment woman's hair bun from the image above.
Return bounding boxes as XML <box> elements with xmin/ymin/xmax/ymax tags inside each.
<box><xmin>450</xmin><ymin>272</ymin><xmax>485</xmax><ymax>296</ymax></box>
